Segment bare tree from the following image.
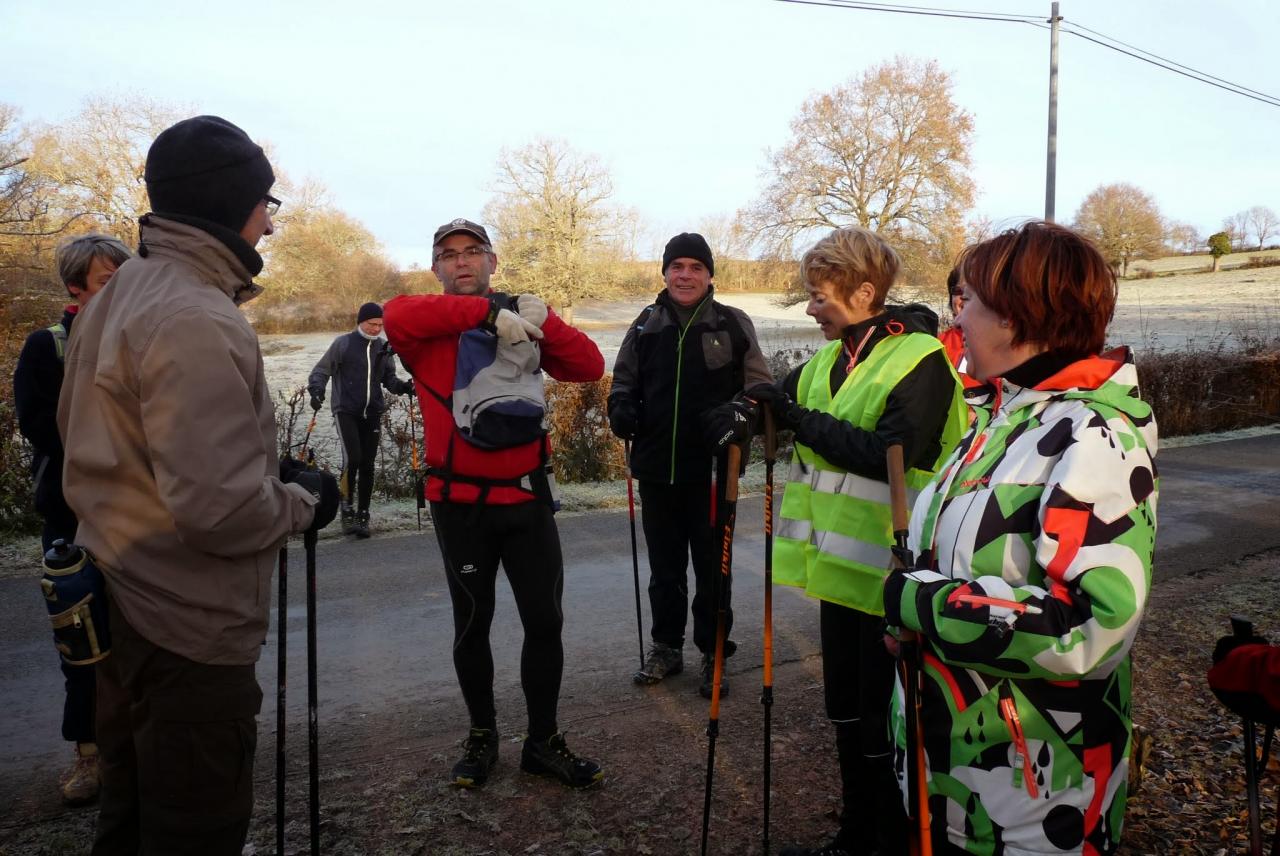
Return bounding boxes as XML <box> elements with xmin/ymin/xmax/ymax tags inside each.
<box><xmin>1165</xmin><ymin>221</ymin><xmax>1202</xmax><ymax>255</ymax></box>
<box><xmin>740</xmin><ymin>56</ymin><xmax>975</xmax><ymax>287</ymax></box>
<box><xmin>1222</xmin><ymin>212</ymin><xmax>1250</xmax><ymax>252</ymax></box>
<box><xmin>27</xmin><ymin>95</ymin><xmax>185</xmax><ymax>244</ymax></box>
<box><xmin>1073</xmin><ymin>183</ymin><xmax>1165</xmax><ymax>276</ymax></box>
<box><xmin>484</xmin><ymin>138</ymin><xmax>636</xmax><ymax>323</ymax></box>
<box><xmin>1244</xmin><ymin>206</ymin><xmax>1279</xmax><ymax>251</ymax></box>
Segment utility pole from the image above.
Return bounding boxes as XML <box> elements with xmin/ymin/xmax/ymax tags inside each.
<box><xmin>1045</xmin><ymin>1</ymin><xmax>1062</xmax><ymax>222</ymax></box>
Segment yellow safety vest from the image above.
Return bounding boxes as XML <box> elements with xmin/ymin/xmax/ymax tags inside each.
<box><xmin>774</xmin><ymin>332</ymin><xmax>966</xmax><ymax>614</ymax></box>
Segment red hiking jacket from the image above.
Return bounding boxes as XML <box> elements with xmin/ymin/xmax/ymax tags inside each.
<box><xmin>384</xmin><ymin>292</ymin><xmax>604</xmax><ymax>504</ymax></box>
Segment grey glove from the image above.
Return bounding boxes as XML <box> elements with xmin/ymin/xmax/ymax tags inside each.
<box><xmin>493</xmin><ymin>308</ymin><xmax>543</xmax><ymax>346</ymax></box>
<box><xmin>515</xmin><ymin>294</ymin><xmax>548</xmax><ymax>329</ymax></box>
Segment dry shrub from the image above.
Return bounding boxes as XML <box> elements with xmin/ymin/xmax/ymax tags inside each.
<box><xmin>1242</xmin><ymin>255</ymin><xmax>1280</xmax><ymax>270</ymax></box>
<box><xmin>546</xmin><ymin>375</ymin><xmax>623</xmax><ymax>483</ymax></box>
<box><xmin>1138</xmin><ymin>346</ymin><xmax>1280</xmax><ymax>437</ymax></box>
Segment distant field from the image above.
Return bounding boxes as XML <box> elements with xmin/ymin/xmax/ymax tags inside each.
<box><xmin>1133</xmin><ymin>247</ymin><xmax>1280</xmax><ymax>275</ymax></box>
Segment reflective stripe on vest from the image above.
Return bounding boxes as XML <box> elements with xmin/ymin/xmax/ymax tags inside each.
<box><xmin>48</xmin><ymin>323</ymin><xmax>67</xmax><ymax>362</ymax></box>
<box><xmin>773</xmin><ymin>332</ymin><xmax>967</xmax><ymax>615</ymax></box>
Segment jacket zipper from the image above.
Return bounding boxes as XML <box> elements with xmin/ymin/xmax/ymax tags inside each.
<box><xmin>998</xmin><ymin>683</ymin><xmax>1038</xmax><ymax>798</ymax></box>
<box><xmin>669</xmin><ymin>296</ymin><xmax>710</xmax><ymax>484</ymax></box>
<box><xmin>363</xmin><ymin>339</ymin><xmax>373</xmax><ymax>419</ymax></box>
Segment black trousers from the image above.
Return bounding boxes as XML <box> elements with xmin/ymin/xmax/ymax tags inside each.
<box><xmin>820</xmin><ymin>600</ymin><xmax>908</xmax><ymax>855</ymax></box>
<box><xmin>637</xmin><ymin>470</ymin><xmax>732</xmax><ymax>656</ymax></box>
<box><xmin>40</xmin><ymin>508</ymin><xmax>97</xmax><ymax>745</ymax></box>
<box><xmin>92</xmin><ymin>592</ymin><xmax>261</xmax><ymax>856</ymax></box>
<box><xmin>431</xmin><ymin>500</ymin><xmax>565</xmax><ymax>741</ymax></box>
<box><xmin>335</xmin><ymin>411</ymin><xmax>380</xmax><ymax>512</ymax></box>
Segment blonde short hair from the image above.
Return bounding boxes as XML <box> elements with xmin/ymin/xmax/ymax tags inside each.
<box><xmin>800</xmin><ymin>226</ymin><xmax>900</xmax><ymax>308</ymax></box>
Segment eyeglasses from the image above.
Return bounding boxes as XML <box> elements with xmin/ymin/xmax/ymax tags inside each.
<box><xmin>263</xmin><ymin>194</ymin><xmax>282</xmax><ymax>216</ymax></box>
<box><xmin>434</xmin><ymin>246</ymin><xmax>491</xmax><ymax>264</ymax></box>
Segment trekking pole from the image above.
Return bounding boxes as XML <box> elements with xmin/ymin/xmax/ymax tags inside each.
<box><xmin>275</xmin><ymin>544</ymin><xmax>287</xmax><ymax>856</ymax></box>
<box><xmin>625</xmin><ymin>439</ymin><xmax>644</xmax><ymax>670</ymax></box>
<box><xmin>887</xmin><ymin>444</ymin><xmax>932</xmax><ymax>856</ymax></box>
<box><xmin>761</xmin><ymin>409</ymin><xmax>777</xmax><ymax>855</ymax></box>
<box><xmin>304</xmin><ymin>527</ymin><xmax>321</xmax><ymax>855</ymax></box>
<box><xmin>408</xmin><ymin>396</ymin><xmax>424</xmax><ymax>531</ymax></box>
<box><xmin>299</xmin><ymin>411</ymin><xmax>317</xmax><ymax>463</ymax></box>
<box><xmin>701</xmin><ymin>442</ymin><xmax>742</xmax><ymax>856</ymax></box>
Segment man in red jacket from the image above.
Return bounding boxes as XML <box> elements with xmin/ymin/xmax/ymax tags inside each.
<box><xmin>384</xmin><ymin>218</ymin><xmax>606</xmax><ymax>790</ymax></box>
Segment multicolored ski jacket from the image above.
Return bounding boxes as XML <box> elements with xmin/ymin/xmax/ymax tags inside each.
<box><xmin>883</xmin><ymin>347</ymin><xmax>1158</xmax><ymax>856</ymax></box>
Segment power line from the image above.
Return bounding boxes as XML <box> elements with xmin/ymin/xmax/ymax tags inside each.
<box><xmin>774</xmin><ymin>0</ymin><xmax>1280</xmax><ymax>109</ymax></box>
<box><xmin>773</xmin><ymin>0</ymin><xmax>1044</xmax><ymax>26</ymax></box>
<box><xmin>1058</xmin><ymin>25</ymin><xmax>1280</xmax><ymax>108</ymax></box>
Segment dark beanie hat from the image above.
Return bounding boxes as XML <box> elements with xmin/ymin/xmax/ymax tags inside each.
<box><xmin>662</xmin><ymin>232</ymin><xmax>714</xmax><ymax>277</ymax></box>
<box><xmin>145</xmin><ymin>116</ymin><xmax>275</xmax><ymax>233</ymax></box>
<box><xmin>357</xmin><ymin>302</ymin><xmax>383</xmax><ymax>324</ymax></box>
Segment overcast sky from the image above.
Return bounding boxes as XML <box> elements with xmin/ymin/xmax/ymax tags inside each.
<box><xmin>4</xmin><ymin>0</ymin><xmax>1277</xmax><ymax>269</ymax></box>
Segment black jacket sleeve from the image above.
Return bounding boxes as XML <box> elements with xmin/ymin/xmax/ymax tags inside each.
<box><xmin>307</xmin><ymin>337</ymin><xmax>340</xmax><ymax>400</ymax></box>
<box><xmin>13</xmin><ymin>329</ymin><xmax>64</xmax><ymax>457</ymax></box>
<box><xmin>608</xmin><ymin>311</ymin><xmax>643</xmax><ymax>413</ymax></box>
<box><xmin>788</xmin><ymin>349</ymin><xmax>957</xmax><ymax>481</ymax></box>
<box><xmin>380</xmin><ymin>343</ymin><xmax>413</xmax><ymax>395</ymax></box>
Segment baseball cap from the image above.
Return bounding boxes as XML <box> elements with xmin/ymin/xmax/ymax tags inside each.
<box><xmin>433</xmin><ymin>218</ymin><xmax>491</xmax><ymax>246</ymax></box>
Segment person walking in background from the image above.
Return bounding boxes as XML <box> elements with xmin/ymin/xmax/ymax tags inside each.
<box><xmin>308</xmin><ymin>301</ymin><xmax>414</xmax><ymax>537</ymax></box>
<box><xmin>13</xmin><ymin>232</ymin><xmax>131</xmax><ymax>806</ymax></box>
<box><xmin>750</xmin><ymin>226</ymin><xmax>967</xmax><ymax>856</ymax></box>
<box><xmin>882</xmin><ymin>221</ymin><xmax>1158</xmax><ymax>855</ymax></box>
<box><xmin>58</xmin><ymin>115</ymin><xmax>337</xmax><ymax>855</ymax></box>
<box><xmin>607</xmin><ymin>232</ymin><xmax>772</xmax><ymax>698</ymax></box>
<box><xmin>384</xmin><ymin>218</ymin><xmax>606</xmax><ymax>790</ymax></box>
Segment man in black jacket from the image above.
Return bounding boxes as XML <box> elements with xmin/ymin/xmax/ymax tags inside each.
<box><xmin>13</xmin><ymin>232</ymin><xmax>131</xmax><ymax>806</ymax></box>
<box><xmin>607</xmin><ymin>232</ymin><xmax>772</xmax><ymax>697</ymax></box>
<box><xmin>308</xmin><ymin>302</ymin><xmax>414</xmax><ymax>537</ymax></box>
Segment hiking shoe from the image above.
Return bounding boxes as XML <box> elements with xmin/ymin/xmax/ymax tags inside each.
<box><xmin>451</xmin><ymin>727</ymin><xmax>499</xmax><ymax>788</ymax></box>
<box><xmin>633</xmin><ymin>643</ymin><xmax>683</xmax><ymax>685</ymax></box>
<box><xmin>520</xmin><ymin>732</ymin><xmax>603</xmax><ymax>789</ymax></box>
<box><xmin>60</xmin><ymin>742</ymin><xmax>100</xmax><ymax>806</ymax></box>
<box><xmin>699</xmin><ymin>653</ymin><xmax>730</xmax><ymax>699</ymax></box>
<box><xmin>340</xmin><ymin>502</ymin><xmax>356</xmax><ymax>535</ymax></box>
<box><xmin>354</xmin><ymin>510</ymin><xmax>371</xmax><ymax>539</ymax></box>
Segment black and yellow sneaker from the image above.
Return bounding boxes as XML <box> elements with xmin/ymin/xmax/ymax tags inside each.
<box><xmin>520</xmin><ymin>732</ymin><xmax>603</xmax><ymax>789</ymax></box>
<box><xmin>451</xmin><ymin>727</ymin><xmax>499</xmax><ymax>788</ymax></box>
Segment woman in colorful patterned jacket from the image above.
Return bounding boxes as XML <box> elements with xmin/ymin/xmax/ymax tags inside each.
<box><xmin>883</xmin><ymin>220</ymin><xmax>1159</xmax><ymax>855</ymax></box>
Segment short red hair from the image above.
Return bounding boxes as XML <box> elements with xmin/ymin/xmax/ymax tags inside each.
<box><xmin>960</xmin><ymin>220</ymin><xmax>1116</xmax><ymax>359</ymax></box>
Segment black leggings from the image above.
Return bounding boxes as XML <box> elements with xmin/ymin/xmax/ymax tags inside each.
<box><xmin>334</xmin><ymin>412</ymin><xmax>380</xmax><ymax>512</ymax></box>
<box><xmin>431</xmin><ymin>500</ymin><xmax>564</xmax><ymax>741</ymax></box>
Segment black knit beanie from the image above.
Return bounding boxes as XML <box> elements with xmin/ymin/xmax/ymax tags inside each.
<box><xmin>144</xmin><ymin>116</ymin><xmax>275</xmax><ymax>233</ymax></box>
<box><xmin>662</xmin><ymin>232</ymin><xmax>714</xmax><ymax>277</ymax></box>
<box><xmin>357</xmin><ymin>302</ymin><xmax>383</xmax><ymax>324</ymax></box>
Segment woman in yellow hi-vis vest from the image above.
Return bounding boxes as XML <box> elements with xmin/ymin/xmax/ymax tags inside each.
<box><xmin>750</xmin><ymin>227</ymin><xmax>967</xmax><ymax>856</ymax></box>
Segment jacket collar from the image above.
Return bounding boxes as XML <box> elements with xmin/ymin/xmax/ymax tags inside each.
<box><xmin>138</xmin><ymin>215</ymin><xmax>264</xmax><ymax>306</ymax></box>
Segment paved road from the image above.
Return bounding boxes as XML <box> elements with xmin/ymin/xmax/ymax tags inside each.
<box><xmin>2</xmin><ymin>432</ymin><xmax>1278</xmax><ymax>824</ymax></box>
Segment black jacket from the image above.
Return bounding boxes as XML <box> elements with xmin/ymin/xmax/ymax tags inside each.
<box><xmin>781</xmin><ymin>303</ymin><xmax>958</xmax><ymax>482</ymax></box>
<box><xmin>308</xmin><ymin>331</ymin><xmax>413</xmax><ymax>419</ymax></box>
<box><xmin>609</xmin><ymin>287</ymin><xmax>772</xmax><ymax>484</ymax></box>
<box><xmin>13</xmin><ymin>307</ymin><xmax>76</xmax><ymax>516</ymax></box>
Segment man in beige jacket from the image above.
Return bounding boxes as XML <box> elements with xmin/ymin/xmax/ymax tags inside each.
<box><xmin>58</xmin><ymin>115</ymin><xmax>338</xmax><ymax>856</ymax></box>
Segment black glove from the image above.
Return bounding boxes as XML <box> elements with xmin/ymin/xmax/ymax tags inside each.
<box><xmin>283</xmin><ymin>467</ymin><xmax>340</xmax><ymax>533</ymax></box>
<box><xmin>702</xmin><ymin>400</ymin><xmax>755</xmax><ymax>452</ymax></box>
<box><xmin>397</xmin><ymin>379</ymin><xmax>415</xmax><ymax>396</ymax></box>
<box><xmin>309</xmin><ymin>394</ymin><xmax>323</xmax><ymax>412</ymax></box>
<box><xmin>745</xmin><ymin>382</ymin><xmax>805</xmax><ymax>432</ymax></box>
<box><xmin>608</xmin><ymin>398</ymin><xmax>640</xmax><ymax>440</ymax></box>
